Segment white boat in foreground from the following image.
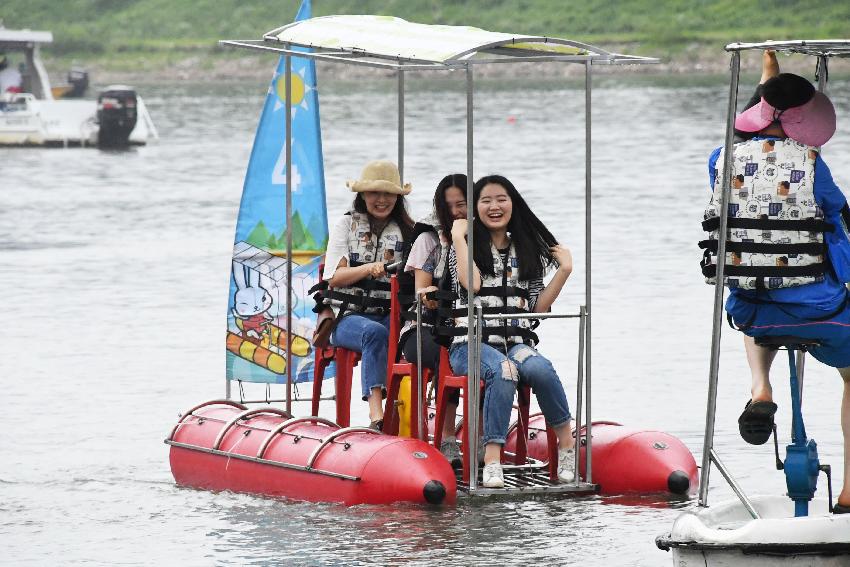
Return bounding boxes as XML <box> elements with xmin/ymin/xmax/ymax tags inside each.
<box><xmin>657</xmin><ymin>495</ymin><xmax>850</xmax><ymax>566</ymax></box>
<box><xmin>0</xmin><ymin>27</ymin><xmax>157</xmax><ymax>147</ymax></box>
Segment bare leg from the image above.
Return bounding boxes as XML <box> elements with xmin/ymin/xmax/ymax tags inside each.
<box><xmin>838</xmin><ymin>366</ymin><xmax>850</xmax><ymax>507</ymax></box>
<box><xmin>484</xmin><ymin>443</ymin><xmax>501</xmax><ymax>464</ymax></box>
<box><xmin>368</xmin><ymin>387</ymin><xmax>384</xmax><ymax>422</ymax></box>
<box><xmin>760</xmin><ymin>50</ymin><xmax>779</xmax><ymax>84</ymax></box>
<box><xmin>553</xmin><ymin>420</ymin><xmax>576</xmax><ymax>450</ymax></box>
<box><xmin>743</xmin><ymin>335</ymin><xmax>777</xmax><ymax>402</ymax></box>
<box><xmin>442</xmin><ymin>401</ymin><xmax>459</xmax><ymax>440</ymax></box>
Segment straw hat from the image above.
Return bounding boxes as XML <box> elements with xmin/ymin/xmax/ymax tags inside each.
<box><xmin>346</xmin><ymin>160</ymin><xmax>412</xmax><ymax>195</ymax></box>
<box><xmin>735</xmin><ymin>73</ymin><xmax>836</xmax><ymax>147</ymax></box>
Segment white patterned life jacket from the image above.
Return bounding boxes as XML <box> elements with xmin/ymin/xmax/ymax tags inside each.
<box><xmin>701</xmin><ymin>138</ymin><xmax>831</xmax><ymax>290</ymax></box>
<box><xmin>446</xmin><ymin>242</ymin><xmax>538</xmax><ymax>347</ymax></box>
<box><xmin>323</xmin><ymin>211</ymin><xmax>406</xmax><ymax>315</ymax></box>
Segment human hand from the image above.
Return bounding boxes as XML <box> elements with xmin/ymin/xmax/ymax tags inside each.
<box><xmin>550</xmin><ymin>245</ymin><xmax>572</xmax><ymax>274</ymax></box>
<box><xmin>451</xmin><ymin>218</ymin><xmax>468</xmax><ymax>240</ymax></box>
<box><xmin>367</xmin><ymin>262</ymin><xmax>387</xmax><ymax>278</ymax></box>
<box><xmin>417</xmin><ymin>285</ymin><xmax>439</xmax><ymax>310</ymax></box>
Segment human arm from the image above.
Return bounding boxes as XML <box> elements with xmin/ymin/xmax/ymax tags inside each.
<box><xmin>532</xmin><ymin>245</ymin><xmax>572</xmax><ymax>313</ymax></box>
<box><xmin>323</xmin><ymin>215</ymin><xmax>387</xmax><ymax>287</ymax></box>
<box><xmin>414</xmin><ymin>270</ymin><xmax>438</xmax><ymax>310</ymax></box>
<box><xmin>450</xmin><ymin>219</ymin><xmax>481</xmax><ymax>293</ymax></box>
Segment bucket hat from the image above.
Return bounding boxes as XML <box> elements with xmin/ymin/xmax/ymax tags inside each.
<box><xmin>347</xmin><ymin>160</ymin><xmax>411</xmax><ymax>195</ymax></box>
<box><xmin>735</xmin><ymin>73</ymin><xmax>836</xmax><ymax>147</ymax></box>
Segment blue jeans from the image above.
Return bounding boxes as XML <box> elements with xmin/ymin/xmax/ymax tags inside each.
<box><xmin>331</xmin><ymin>313</ymin><xmax>389</xmax><ymax>400</ymax></box>
<box><xmin>449</xmin><ymin>341</ymin><xmax>572</xmax><ymax>445</ymax></box>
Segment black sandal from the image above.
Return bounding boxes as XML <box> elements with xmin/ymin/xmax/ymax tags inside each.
<box><xmin>738</xmin><ymin>400</ymin><xmax>778</xmax><ymax>445</ymax></box>
<box><xmin>833</xmin><ymin>503</ymin><xmax>850</xmax><ymax>514</ymax></box>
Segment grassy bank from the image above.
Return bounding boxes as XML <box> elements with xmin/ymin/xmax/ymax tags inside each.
<box><xmin>3</xmin><ymin>1</ymin><xmax>850</xmax><ymax>79</ymax></box>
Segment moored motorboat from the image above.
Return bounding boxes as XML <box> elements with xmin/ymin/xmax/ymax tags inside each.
<box><xmin>0</xmin><ymin>27</ymin><xmax>157</xmax><ymax>147</ymax></box>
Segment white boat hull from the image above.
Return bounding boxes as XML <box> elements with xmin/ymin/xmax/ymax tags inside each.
<box><xmin>657</xmin><ymin>495</ymin><xmax>850</xmax><ymax>566</ymax></box>
<box><xmin>0</xmin><ymin>93</ymin><xmax>156</xmax><ymax>147</ymax></box>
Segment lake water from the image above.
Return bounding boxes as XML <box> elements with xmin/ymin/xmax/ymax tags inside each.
<box><xmin>2</xmin><ymin>68</ymin><xmax>850</xmax><ymax>566</ymax></box>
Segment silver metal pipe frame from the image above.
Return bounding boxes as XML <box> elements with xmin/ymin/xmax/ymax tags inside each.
<box><xmin>584</xmin><ymin>59</ymin><xmax>593</xmax><ymax>484</ymax></box>
<box><xmin>285</xmin><ymin>53</ymin><xmax>294</xmax><ymax>417</ymax></box>
<box><xmin>470</xmin><ymin>304</ymin><xmax>483</xmax><ymax>490</ymax></box>
<box><xmin>415</xmin><ymin>299</ymin><xmax>425</xmax><ymax>441</ymax></box>
<box><xmin>398</xmin><ymin>70</ymin><xmax>405</xmax><ymax>184</ymax></box>
<box><xmin>465</xmin><ymin>63</ymin><xmax>479</xmax><ymax>491</ymax></box>
<box><xmin>699</xmin><ymin>50</ymin><xmax>741</xmax><ymax>508</ymax></box>
<box><xmin>574</xmin><ymin>306</ymin><xmax>587</xmax><ymax>482</ymax></box>
<box><xmin>482</xmin><ymin>312</ymin><xmax>582</xmax><ymax>321</ymax></box>
<box><xmin>710</xmin><ymin>449</ymin><xmax>761</xmax><ymax>519</ymax></box>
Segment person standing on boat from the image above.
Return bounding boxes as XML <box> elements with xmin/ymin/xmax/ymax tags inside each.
<box><xmin>320</xmin><ymin>160</ymin><xmax>415</xmax><ymax>430</ymax></box>
<box><xmin>400</xmin><ymin>173</ymin><xmax>468</xmax><ymax>467</ymax></box>
<box><xmin>444</xmin><ymin>175</ymin><xmax>576</xmax><ymax>488</ymax></box>
<box><xmin>0</xmin><ymin>53</ymin><xmax>22</xmax><ymax>94</ymax></box>
<box><xmin>701</xmin><ymin>70</ymin><xmax>850</xmax><ymax>513</ymax></box>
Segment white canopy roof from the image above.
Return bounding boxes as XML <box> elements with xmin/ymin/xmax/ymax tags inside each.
<box><xmin>727</xmin><ymin>39</ymin><xmax>850</xmax><ymax>58</ymax></box>
<box><xmin>236</xmin><ymin>15</ymin><xmax>656</xmax><ymax>68</ymax></box>
<box><xmin>0</xmin><ymin>28</ymin><xmax>53</xmax><ymax>47</ymax></box>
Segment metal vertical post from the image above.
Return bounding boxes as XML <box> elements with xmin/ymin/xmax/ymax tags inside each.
<box><xmin>415</xmin><ymin>299</ymin><xmax>425</xmax><ymax>441</ymax></box>
<box><xmin>584</xmin><ymin>60</ymin><xmax>593</xmax><ymax>484</ymax></box>
<box><xmin>574</xmin><ymin>305</ymin><xmax>586</xmax><ymax>480</ymax></box>
<box><xmin>465</xmin><ymin>63</ymin><xmax>479</xmax><ymax>491</ymax></box>
<box><xmin>698</xmin><ymin>50</ymin><xmax>741</xmax><ymax>507</ymax></box>
<box><xmin>398</xmin><ymin>70</ymin><xmax>405</xmax><ymax>183</ymax></box>
<box><xmin>285</xmin><ymin>53</ymin><xmax>294</xmax><ymax>416</ymax></box>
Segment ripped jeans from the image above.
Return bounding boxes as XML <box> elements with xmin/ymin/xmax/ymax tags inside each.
<box><xmin>449</xmin><ymin>341</ymin><xmax>572</xmax><ymax>445</ymax></box>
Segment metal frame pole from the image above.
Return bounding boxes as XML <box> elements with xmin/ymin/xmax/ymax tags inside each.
<box><xmin>415</xmin><ymin>299</ymin><xmax>425</xmax><ymax>440</ymax></box>
<box><xmin>698</xmin><ymin>50</ymin><xmax>741</xmax><ymax>507</ymax></box>
<box><xmin>285</xmin><ymin>53</ymin><xmax>294</xmax><ymax>416</ymax></box>
<box><xmin>465</xmin><ymin>63</ymin><xmax>479</xmax><ymax>491</ymax></box>
<box><xmin>574</xmin><ymin>305</ymin><xmax>587</xmax><ymax>481</ymax></box>
<box><xmin>398</xmin><ymin>70</ymin><xmax>405</xmax><ymax>183</ymax></box>
<box><xmin>584</xmin><ymin>59</ymin><xmax>593</xmax><ymax>483</ymax></box>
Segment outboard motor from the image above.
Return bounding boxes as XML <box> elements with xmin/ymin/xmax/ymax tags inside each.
<box><xmin>96</xmin><ymin>85</ymin><xmax>138</xmax><ymax>148</ymax></box>
<box><xmin>66</xmin><ymin>68</ymin><xmax>89</xmax><ymax>98</ymax></box>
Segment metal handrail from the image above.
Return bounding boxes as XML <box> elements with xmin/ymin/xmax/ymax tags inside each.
<box><xmin>167</xmin><ymin>399</ymin><xmax>248</xmax><ymax>441</ymax></box>
<box><xmin>305</xmin><ymin>427</ymin><xmax>383</xmax><ymax>469</ymax></box>
<box><xmin>212</xmin><ymin>407</ymin><xmax>293</xmax><ymax>451</ymax></box>
<box><xmin>256</xmin><ymin>416</ymin><xmax>338</xmax><ymax>459</ymax></box>
<box><xmin>481</xmin><ymin>311</ymin><xmax>583</xmax><ymax>320</ymax></box>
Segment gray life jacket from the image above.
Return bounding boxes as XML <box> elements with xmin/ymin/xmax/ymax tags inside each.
<box><xmin>700</xmin><ymin>138</ymin><xmax>832</xmax><ymax>290</ymax></box>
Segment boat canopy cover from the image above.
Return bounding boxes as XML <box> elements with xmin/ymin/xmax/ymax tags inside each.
<box><xmin>0</xmin><ymin>29</ymin><xmax>53</xmax><ymax>47</ymax></box>
<box><xmin>727</xmin><ymin>39</ymin><xmax>850</xmax><ymax>58</ymax></box>
<box><xmin>259</xmin><ymin>15</ymin><xmax>656</xmax><ymax>67</ymax></box>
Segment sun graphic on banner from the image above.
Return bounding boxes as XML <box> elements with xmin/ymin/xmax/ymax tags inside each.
<box><xmin>273</xmin><ymin>67</ymin><xmax>311</xmax><ymax>116</ymax></box>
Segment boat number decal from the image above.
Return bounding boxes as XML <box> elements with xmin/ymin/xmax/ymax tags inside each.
<box><xmin>652</xmin><ymin>441</ymin><xmax>668</xmax><ymax>450</ymax></box>
<box><xmin>413</xmin><ymin>451</ymin><xmax>428</xmax><ymax>459</ymax></box>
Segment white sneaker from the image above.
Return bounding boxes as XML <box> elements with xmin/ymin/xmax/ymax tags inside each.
<box><xmin>558</xmin><ymin>448</ymin><xmax>576</xmax><ymax>483</ymax></box>
<box><xmin>482</xmin><ymin>462</ymin><xmax>504</xmax><ymax>488</ymax></box>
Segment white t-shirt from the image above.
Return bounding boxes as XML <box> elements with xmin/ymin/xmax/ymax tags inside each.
<box><xmin>0</xmin><ymin>67</ymin><xmax>22</xmax><ymax>93</ymax></box>
<box><xmin>322</xmin><ymin>215</ymin><xmax>353</xmax><ymax>281</ymax></box>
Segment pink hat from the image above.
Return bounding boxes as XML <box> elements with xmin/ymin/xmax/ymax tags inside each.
<box><xmin>735</xmin><ymin>90</ymin><xmax>836</xmax><ymax>147</ymax></box>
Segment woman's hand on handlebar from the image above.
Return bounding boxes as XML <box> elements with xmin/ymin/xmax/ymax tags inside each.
<box><xmin>367</xmin><ymin>262</ymin><xmax>387</xmax><ymax>278</ymax></box>
<box><xmin>416</xmin><ymin>285</ymin><xmax>439</xmax><ymax>310</ymax></box>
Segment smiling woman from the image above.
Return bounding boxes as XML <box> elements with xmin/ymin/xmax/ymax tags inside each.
<box><xmin>313</xmin><ymin>160</ymin><xmax>415</xmax><ymax>429</ymax></box>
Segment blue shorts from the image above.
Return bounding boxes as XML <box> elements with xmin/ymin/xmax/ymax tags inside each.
<box><xmin>727</xmin><ymin>292</ymin><xmax>850</xmax><ymax>369</ymax></box>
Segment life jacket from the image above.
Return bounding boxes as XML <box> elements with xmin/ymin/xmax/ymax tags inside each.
<box><xmin>700</xmin><ymin>138</ymin><xmax>833</xmax><ymax>290</ymax></box>
<box><xmin>314</xmin><ymin>211</ymin><xmax>407</xmax><ymax>316</ymax></box>
<box><xmin>398</xmin><ymin>218</ymin><xmax>454</xmax><ymax>342</ymax></box>
<box><xmin>437</xmin><ymin>242</ymin><xmax>539</xmax><ymax>348</ymax></box>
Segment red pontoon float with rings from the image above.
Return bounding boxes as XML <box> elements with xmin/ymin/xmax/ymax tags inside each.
<box><xmin>166</xmin><ymin>14</ymin><xmax>697</xmax><ymax>504</ymax></box>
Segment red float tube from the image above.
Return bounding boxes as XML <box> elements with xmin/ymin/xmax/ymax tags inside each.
<box><xmin>505</xmin><ymin>416</ymin><xmax>698</xmax><ymax>496</ymax></box>
<box><xmin>166</xmin><ymin>400</ymin><xmax>457</xmax><ymax>506</ymax></box>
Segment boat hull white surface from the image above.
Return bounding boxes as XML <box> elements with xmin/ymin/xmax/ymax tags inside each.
<box><xmin>0</xmin><ymin>94</ymin><xmax>155</xmax><ymax>147</ymax></box>
<box><xmin>657</xmin><ymin>495</ymin><xmax>850</xmax><ymax>566</ymax></box>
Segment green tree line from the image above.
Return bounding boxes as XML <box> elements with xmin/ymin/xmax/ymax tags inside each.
<box><xmin>3</xmin><ymin>0</ymin><xmax>849</xmax><ymax>57</ymax></box>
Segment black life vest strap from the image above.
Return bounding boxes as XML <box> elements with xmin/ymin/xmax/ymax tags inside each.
<box><xmin>698</xmin><ymin>239</ymin><xmax>827</xmax><ymax>255</ymax></box>
<box><xmin>702</xmin><ymin>216</ymin><xmax>834</xmax><ymax>233</ymax></box>
<box><xmin>476</xmin><ymin>285</ymin><xmax>530</xmax><ymax>300</ymax></box>
<box><xmin>433</xmin><ymin>324</ymin><xmax>539</xmax><ymax>344</ymax></box>
<box><xmin>701</xmin><ymin>262</ymin><xmax>828</xmax><ymax>279</ymax></box>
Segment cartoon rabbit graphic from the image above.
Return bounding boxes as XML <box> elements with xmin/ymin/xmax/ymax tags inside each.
<box><xmin>231</xmin><ymin>261</ymin><xmax>273</xmax><ymax>342</ymax></box>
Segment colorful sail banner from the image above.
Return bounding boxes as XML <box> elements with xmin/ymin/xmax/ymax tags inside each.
<box><xmin>226</xmin><ymin>0</ymin><xmax>331</xmax><ymax>384</ymax></box>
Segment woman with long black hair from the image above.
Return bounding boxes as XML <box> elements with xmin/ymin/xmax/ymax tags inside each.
<box><xmin>400</xmin><ymin>173</ymin><xmax>468</xmax><ymax>466</ymax></box>
<box><xmin>446</xmin><ymin>174</ymin><xmax>576</xmax><ymax>488</ymax></box>
<box><xmin>320</xmin><ymin>160</ymin><xmax>415</xmax><ymax>429</ymax></box>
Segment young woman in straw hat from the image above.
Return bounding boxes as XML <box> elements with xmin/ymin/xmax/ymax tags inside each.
<box><xmin>320</xmin><ymin>160</ymin><xmax>415</xmax><ymax>429</ymax></box>
<box><xmin>441</xmin><ymin>174</ymin><xmax>577</xmax><ymax>488</ymax></box>
<box><xmin>701</xmin><ymin>55</ymin><xmax>850</xmax><ymax>513</ymax></box>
